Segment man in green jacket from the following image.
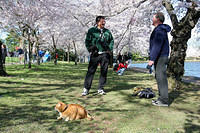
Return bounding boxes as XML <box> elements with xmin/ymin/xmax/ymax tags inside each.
<box><xmin>82</xmin><ymin>16</ymin><xmax>114</xmax><ymax>96</ymax></box>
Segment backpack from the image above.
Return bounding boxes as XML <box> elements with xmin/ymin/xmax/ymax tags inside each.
<box><xmin>113</xmin><ymin>63</ymin><xmax>119</xmax><ymax>71</ymax></box>
<box><xmin>132</xmin><ymin>87</ymin><xmax>155</xmax><ymax>99</ymax></box>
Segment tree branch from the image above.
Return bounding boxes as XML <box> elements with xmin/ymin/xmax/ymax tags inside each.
<box><xmin>162</xmin><ymin>0</ymin><xmax>178</xmax><ymax>28</ymax></box>
<box><xmin>105</xmin><ymin>7</ymin><xmax>130</xmax><ymax>18</ymax></box>
<box><xmin>105</xmin><ymin>0</ymin><xmax>147</xmax><ymax>18</ymax></box>
<box><xmin>179</xmin><ymin>1</ymin><xmax>200</xmax><ymax>28</ymax></box>
<box><xmin>72</xmin><ymin>15</ymin><xmax>89</xmax><ymax>28</ymax></box>
<box><xmin>115</xmin><ymin>0</ymin><xmax>148</xmax><ymax>52</ymax></box>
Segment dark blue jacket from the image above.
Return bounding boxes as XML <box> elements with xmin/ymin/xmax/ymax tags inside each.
<box><xmin>149</xmin><ymin>24</ymin><xmax>171</xmax><ymax>61</ymax></box>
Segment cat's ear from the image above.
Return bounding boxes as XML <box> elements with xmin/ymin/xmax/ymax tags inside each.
<box><xmin>58</xmin><ymin>102</ymin><xmax>62</xmax><ymax>107</ymax></box>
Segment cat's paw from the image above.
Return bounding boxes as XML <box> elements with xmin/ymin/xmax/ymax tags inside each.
<box><xmin>65</xmin><ymin>117</ymin><xmax>69</xmax><ymax>121</ymax></box>
<box><xmin>57</xmin><ymin>117</ymin><xmax>62</xmax><ymax>120</ymax></box>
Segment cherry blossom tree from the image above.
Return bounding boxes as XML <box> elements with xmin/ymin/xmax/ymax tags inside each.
<box><xmin>0</xmin><ymin>0</ymin><xmax>199</xmax><ymax>76</ymax></box>
<box><xmin>0</xmin><ymin>0</ymin><xmax>48</xmax><ymax>68</ymax></box>
<box><xmin>162</xmin><ymin>0</ymin><xmax>200</xmax><ymax>88</ymax></box>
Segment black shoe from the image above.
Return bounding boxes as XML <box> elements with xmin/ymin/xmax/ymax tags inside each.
<box><xmin>152</xmin><ymin>100</ymin><xmax>168</xmax><ymax>107</ymax></box>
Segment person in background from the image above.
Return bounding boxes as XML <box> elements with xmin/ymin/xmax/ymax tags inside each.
<box><xmin>39</xmin><ymin>49</ymin><xmax>45</xmax><ymax>63</ymax></box>
<box><xmin>125</xmin><ymin>52</ymin><xmax>133</xmax><ymax>69</ymax></box>
<box><xmin>17</xmin><ymin>47</ymin><xmax>24</xmax><ymax>64</ymax></box>
<box><xmin>117</xmin><ymin>52</ymin><xmax>122</xmax><ymax>64</ymax></box>
<box><xmin>32</xmin><ymin>47</ymin><xmax>37</xmax><ymax>63</ymax></box>
<box><xmin>115</xmin><ymin>60</ymin><xmax>128</xmax><ymax>76</ymax></box>
<box><xmin>55</xmin><ymin>52</ymin><xmax>58</xmax><ymax>64</ymax></box>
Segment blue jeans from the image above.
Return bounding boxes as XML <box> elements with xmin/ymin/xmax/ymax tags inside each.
<box><xmin>117</xmin><ymin>68</ymin><xmax>126</xmax><ymax>75</ymax></box>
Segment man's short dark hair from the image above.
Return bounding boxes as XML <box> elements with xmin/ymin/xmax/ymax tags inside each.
<box><xmin>155</xmin><ymin>12</ymin><xmax>165</xmax><ymax>23</ymax></box>
<box><xmin>96</xmin><ymin>16</ymin><xmax>105</xmax><ymax>23</ymax></box>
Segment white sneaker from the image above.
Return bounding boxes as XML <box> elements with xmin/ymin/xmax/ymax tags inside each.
<box><xmin>118</xmin><ymin>73</ymin><xmax>122</xmax><ymax>76</ymax></box>
<box><xmin>152</xmin><ymin>100</ymin><xmax>169</xmax><ymax>107</ymax></box>
<box><xmin>97</xmin><ymin>89</ymin><xmax>106</xmax><ymax>95</ymax></box>
<box><xmin>82</xmin><ymin>88</ymin><xmax>89</xmax><ymax>96</ymax></box>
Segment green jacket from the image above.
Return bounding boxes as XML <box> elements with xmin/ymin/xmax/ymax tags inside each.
<box><xmin>85</xmin><ymin>27</ymin><xmax>114</xmax><ymax>52</ymax></box>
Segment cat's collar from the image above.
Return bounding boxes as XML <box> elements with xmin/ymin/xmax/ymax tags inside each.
<box><xmin>63</xmin><ymin>105</ymin><xmax>68</xmax><ymax>112</ymax></box>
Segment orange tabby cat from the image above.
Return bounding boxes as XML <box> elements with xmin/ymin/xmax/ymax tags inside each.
<box><xmin>55</xmin><ymin>101</ymin><xmax>93</xmax><ymax>121</ymax></box>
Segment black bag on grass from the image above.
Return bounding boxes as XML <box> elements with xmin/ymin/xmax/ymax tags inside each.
<box><xmin>138</xmin><ymin>88</ymin><xmax>155</xmax><ymax>98</ymax></box>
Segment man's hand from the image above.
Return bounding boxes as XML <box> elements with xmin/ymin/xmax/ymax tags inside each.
<box><xmin>88</xmin><ymin>45</ymin><xmax>98</xmax><ymax>53</ymax></box>
<box><xmin>148</xmin><ymin>60</ymin><xmax>154</xmax><ymax>66</ymax></box>
<box><xmin>106</xmin><ymin>50</ymin><xmax>112</xmax><ymax>56</ymax></box>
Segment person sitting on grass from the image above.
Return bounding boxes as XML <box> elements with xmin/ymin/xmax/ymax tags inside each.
<box><xmin>115</xmin><ymin>60</ymin><xmax>128</xmax><ymax>76</ymax></box>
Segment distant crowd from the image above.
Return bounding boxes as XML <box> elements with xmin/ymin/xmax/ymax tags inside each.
<box><xmin>1</xmin><ymin>44</ymin><xmax>51</xmax><ymax>64</ymax></box>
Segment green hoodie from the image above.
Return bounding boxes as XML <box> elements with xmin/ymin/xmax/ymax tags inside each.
<box><xmin>85</xmin><ymin>26</ymin><xmax>114</xmax><ymax>52</ymax></box>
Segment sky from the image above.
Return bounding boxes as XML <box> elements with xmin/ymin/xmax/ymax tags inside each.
<box><xmin>0</xmin><ymin>30</ymin><xmax>7</xmax><ymax>40</ymax></box>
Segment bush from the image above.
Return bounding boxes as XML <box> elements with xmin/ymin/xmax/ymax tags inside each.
<box><xmin>132</xmin><ymin>53</ymin><xmax>148</xmax><ymax>61</ymax></box>
<box><xmin>50</xmin><ymin>49</ymin><xmax>65</xmax><ymax>61</ymax></box>
<box><xmin>50</xmin><ymin>49</ymin><xmax>77</xmax><ymax>62</ymax></box>
<box><xmin>64</xmin><ymin>52</ymin><xmax>77</xmax><ymax>61</ymax></box>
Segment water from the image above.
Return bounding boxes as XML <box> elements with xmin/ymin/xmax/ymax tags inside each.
<box><xmin>184</xmin><ymin>62</ymin><xmax>200</xmax><ymax>78</ymax></box>
<box><xmin>131</xmin><ymin>62</ymin><xmax>200</xmax><ymax>78</ymax></box>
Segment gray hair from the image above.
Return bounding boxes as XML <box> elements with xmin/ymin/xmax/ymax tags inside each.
<box><xmin>155</xmin><ymin>12</ymin><xmax>165</xmax><ymax>23</ymax></box>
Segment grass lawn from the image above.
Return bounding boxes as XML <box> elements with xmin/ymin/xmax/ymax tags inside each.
<box><xmin>6</xmin><ymin>57</ymin><xmax>21</xmax><ymax>64</ymax></box>
<box><xmin>0</xmin><ymin>62</ymin><xmax>200</xmax><ymax>133</ymax></box>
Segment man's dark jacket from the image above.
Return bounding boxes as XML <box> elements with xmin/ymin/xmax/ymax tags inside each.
<box><xmin>149</xmin><ymin>24</ymin><xmax>171</xmax><ymax>61</ymax></box>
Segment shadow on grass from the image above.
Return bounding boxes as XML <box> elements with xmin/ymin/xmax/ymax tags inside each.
<box><xmin>0</xmin><ymin>103</ymin><xmax>55</xmax><ymax>129</ymax></box>
<box><xmin>168</xmin><ymin>89</ymin><xmax>182</xmax><ymax>106</ymax></box>
<box><xmin>0</xmin><ymin>96</ymin><xmax>104</xmax><ymax>132</ymax></box>
<box><xmin>0</xmin><ymin>80</ymin><xmax>79</xmax><ymax>98</ymax></box>
<box><xmin>6</xmin><ymin>63</ymin><xmax>87</xmax><ymax>81</ymax></box>
<box><xmin>1</xmin><ymin>62</ymin><xmax>200</xmax><ymax>132</ymax></box>
<box><xmin>168</xmin><ymin>82</ymin><xmax>200</xmax><ymax>133</ymax></box>
<box><xmin>184</xmin><ymin>116</ymin><xmax>200</xmax><ymax>133</ymax></box>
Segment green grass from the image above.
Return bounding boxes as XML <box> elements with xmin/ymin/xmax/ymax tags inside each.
<box><xmin>0</xmin><ymin>62</ymin><xmax>200</xmax><ymax>133</ymax></box>
<box><xmin>6</xmin><ymin>57</ymin><xmax>21</xmax><ymax>63</ymax></box>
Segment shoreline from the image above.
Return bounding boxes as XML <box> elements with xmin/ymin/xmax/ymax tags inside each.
<box><xmin>127</xmin><ymin>67</ymin><xmax>200</xmax><ymax>86</ymax></box>
<box><xmin>133</xmin><ymin>60</ymin><xmax>200</xmax><ymax>63</ymax></box>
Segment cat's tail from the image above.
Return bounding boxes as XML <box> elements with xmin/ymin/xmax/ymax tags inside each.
<box><xmin>87</xmin><ymin>112</ymin><xmax>93</xmax><ymax>121</ymax></box>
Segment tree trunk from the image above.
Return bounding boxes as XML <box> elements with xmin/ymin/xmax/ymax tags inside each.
<box><xmin>0</xmin><ymin>41</ymin><xmax>7</xmax><ymax>76</ymax></box>
<box><xmin>73</xmin><ymin>40</ymin><xmax>78</xmax><ymax>65</ymax></box>
<box><xmin>20</xmin><ymin>35</ymin><xmax>26</xmax><ymax>68</ymax></box>
<box><xmin>28</xmin><ymin>34</ymin><xmax>32</xmax><ymax>69</ymax></box>
<box><xmin>162</xmin><ymin>0</ymin><xmax>200</xmax><ymax>89</ymax></box>
<box><xmin>35</xmin><ymin>33</ymin><xmax>40</xmax><ymax>65</ymax></box>
<box><xmin>167</xmin><ymin>35</ymin><xmax>189</xmax><ymax>79</ymax></box>
<box><xmin>36</xmin><ymin>44</ymin><xmax>40</xmax><ymax>65</ymax></box>
<box><xmin>83</xmin><ymin>56</ymin><xmax>85</xmax><ymax>63</ymax></box>
<box><xmin>51</xmin><ymin>35</ymin><xmax>57</xmax><ymax>65</ymax></box>
<box><xmin>167</xmin><ymin>36</ymin><xmax>189</xmax><ymax>88</ymax></box>
<box><xmin>24</xmin><ymin>48</ymin><xmax>27</xmax><ymax>68</ymax></box>
<box><xmin>28</xmin><ymin>43</ymin><xmax>32</xmax><ymax>69</ymax></box>
<box><xmin>67</xmin><ymin>45</ymin><xmax>70</xmax><ymax>63</ymax></box>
